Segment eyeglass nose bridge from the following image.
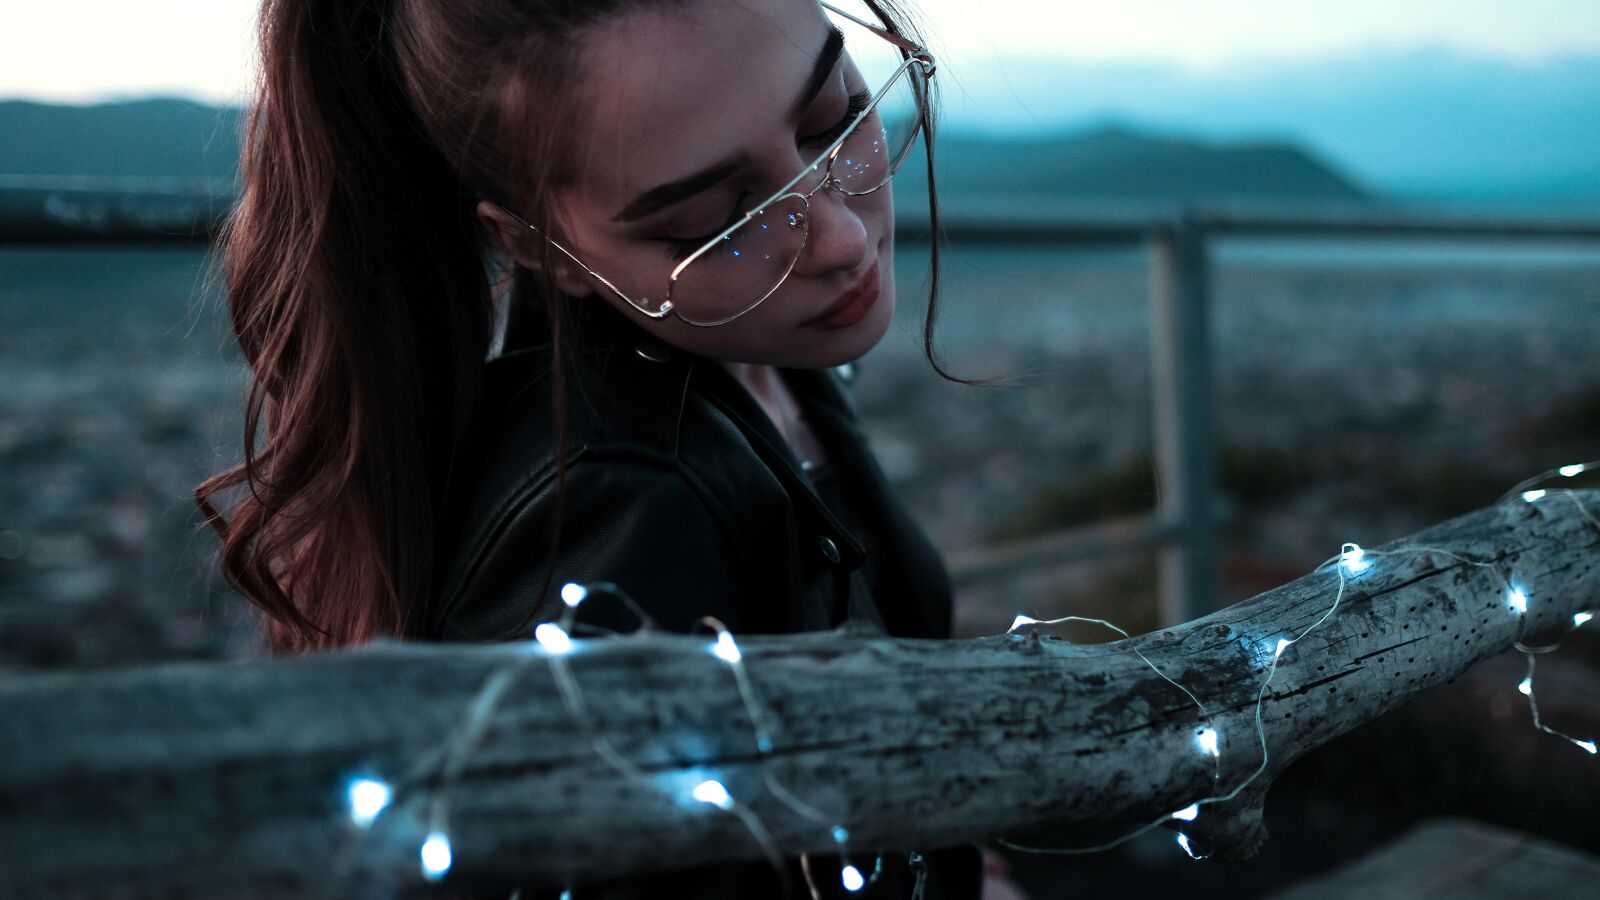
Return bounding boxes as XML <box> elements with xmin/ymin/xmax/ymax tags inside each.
<box><xmin>773</xmin><ymin>157</ymin><xmax>866</xmax><ymax>257</ymax></box>
<box><xmin>664</xmin><ymin>154</ymin><xmax>873</xmax><ymax>326</ymax></box>
<box><xmin>782</xmin><ymin>157</ymin><xmax>859</xmax><ymax>233</ymax></box>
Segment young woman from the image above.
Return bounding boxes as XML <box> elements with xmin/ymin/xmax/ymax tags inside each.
<box><xmin>199</xmin><ymin>0</ymin><xmax>1024</xmax><ymax>896</ymax></box>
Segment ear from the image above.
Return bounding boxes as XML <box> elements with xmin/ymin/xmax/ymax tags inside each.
<box><xmin>475</xmin><ymin>200</ymin><xmax>597</xmax><ymax>298</ymax></box>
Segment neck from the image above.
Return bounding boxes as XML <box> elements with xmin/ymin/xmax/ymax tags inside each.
<box><xmin>720</xmin><ymin>360</ymin><xmax>808</xmax><ymax>460</ymax></box>
<box><xmin>719</xmin><ymin>360</ymin><xmax>781</xmax><ymax>406</ymax></box>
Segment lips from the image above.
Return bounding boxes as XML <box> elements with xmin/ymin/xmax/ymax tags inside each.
<box><xmin>804</xmin><ymin>261</ymin><xmax>881</xmax><ymax>329</ymax></box>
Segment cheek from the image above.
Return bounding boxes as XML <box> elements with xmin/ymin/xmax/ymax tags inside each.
<box><xmin>860</xmin><ymin>180</ymin><xmax>894</xmax><ymax>227</ymax></box>
<box><xmin>619</xmin><ymin>196</ymin><xmax>900</xmax><ymax>367</ymax></box>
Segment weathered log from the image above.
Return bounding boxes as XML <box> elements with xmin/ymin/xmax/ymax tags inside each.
<box><xmin>0</xmin><ymin>493</ymin><xmax>1596</xmax><ymax>898</ymax></box>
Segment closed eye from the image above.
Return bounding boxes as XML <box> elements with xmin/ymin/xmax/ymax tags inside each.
<box><xmin>802</xmin><ymin>87</ymin><xmax>871</xmax><ymax>149</ymax></box>
<box><xmin>661</xmin><ymin>191</ymin><xmax>754</xmax><ymax>262</ymax></box>
<box><xmin>659</xmin><ymin>87</ymin><xmax>873</xmax><ymax>262</ymax></box>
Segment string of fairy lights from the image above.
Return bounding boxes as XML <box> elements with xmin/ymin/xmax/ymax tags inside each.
<box><xmin>335</xmin><ymin>460</ymin><xmax>1598</xmax><ymax>897</ymax></box>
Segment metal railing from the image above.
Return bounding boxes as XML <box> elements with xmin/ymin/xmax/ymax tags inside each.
<box><xmin>6</xmin><ymin>177</ymin><xmax>1600</xmax><ymax>624</ymax></box>
<box><xmin>927</xmin><ymin>196</ymin><xmax>1600</xmax><ymax>624</ymax></box>
<box><xmin>0</xmin><ymin>175</ymin><xmax>232</xmax><ymax>244</ymax></box>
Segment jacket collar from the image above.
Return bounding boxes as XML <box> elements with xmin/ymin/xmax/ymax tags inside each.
<box><xmin>500</xmin><ymin>281</ymin><xmax>869</xmax><ymax>571</ymax></box>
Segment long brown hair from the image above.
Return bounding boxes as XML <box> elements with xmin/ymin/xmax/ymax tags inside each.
<box><xmin>198</xmin><ymin>0</ymin><xmax>967</xmax><ymax>655</ymax></box>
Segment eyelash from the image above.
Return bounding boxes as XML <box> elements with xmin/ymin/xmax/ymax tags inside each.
<box><xmin>661</xmin><ymin>87</ymin><xmax>874</xmax><ymax>262</ymax></box>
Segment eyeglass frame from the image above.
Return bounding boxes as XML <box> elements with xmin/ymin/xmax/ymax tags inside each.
<box><xmin>485</xmin><ymin>0</ymin><xmax>936</xmax><ymax>327</ymax></box>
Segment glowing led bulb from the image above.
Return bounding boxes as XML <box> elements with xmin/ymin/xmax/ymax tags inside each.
<box><xmin>560</xmin><ymin>582</ymin><xmax>588</xmax><ymax>607</ymax></box>
<box><xmin>1575</xmin><ymin>612</ymin><xmax>1594</xmax><ymax>627</ymax></box>
<box><xmin>346</xmin><ymin>777</ymin><xmax>392</xmax><ymax>828</ymax></box>
<box><xmin>1507</xmin><ymin>587</ymin><xmax>1528</xmax><ymax>615</ymax></box>
<box><xmin>692</xmin><ymin>779</ymin><xmax>733</xmax><ymax>810</ymax></box>
<box><xmin>1009</xmin><ymin>614</ymin><xmax>1038</xmax><ymax>632</ymax></box>
<box><xmin>420</xmin><ymin>831</ymin><xmax>452</xmax><ymax>880</ymax></box>
<box><xmin>842</xmin><ymin>865</ymin><xmax>865</xmax><ymax>892</ymax></box>
<box><xmin>1176</xmin><ymin>833</ymin><xmax>1199</xmax><ymax>859</ymax></box>
<box><xmin>1578</xmin><ymin>740</ymin><xmax>1597</xmax><ymax>755</ymax></box>
<box><xmin>711</xmin><ymin>632</ymin><xmax>742</xmax><ymax>664</ymax></box>
<box><xmin>1195</xmin><ymin>726</ymin><xmax>1220</xmax><ymax>757</ymax></box>
<box><xmin>535</xmin><ymin>622</ymin><xmax>573</xmax><ymax>654</ymax></box>
<box><xmin>1171</xmin><ymin>803</ymin><xmax>1199</xmax><ymax>822</ymax></box>
<box><xmin>832</xmin><ymin>826</ymin><xmax>850</xmax><ymax>843</ymax></box>
<box><xmin>1340</xmin><ymin>543</ymin><xmax>1371</xmax><ymax>575</ymax></box>
<box><xmin>1518</xmin><ymin>678</ymin><xmax>1533</xmax><ymax>696</ymax></box>
<box><xmin>1559</xmin><ymin>464</ymin><xmax>1586</xmax><ymax>478</ymax></box>
<box><xmin>1274</xmin><ymin>639</ymin><xmax>1292</xmax><ymax>659</ymax></box>
<box><xmin>1522</xmin><ymin>489</ymin><xmax>1547</xmax><ymax>502</ymax></box>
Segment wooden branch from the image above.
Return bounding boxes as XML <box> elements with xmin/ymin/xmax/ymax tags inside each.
<box><xmin>1</xmin><ymin>493</ymin><xmax>1596</xmax><ymax>898</ymax></box>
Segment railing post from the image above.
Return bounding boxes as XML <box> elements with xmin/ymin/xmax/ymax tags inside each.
<box><xmin>1147</xmin><ymin>215</ymin><xmax>1219</xmax><ymax>625</ymax></box>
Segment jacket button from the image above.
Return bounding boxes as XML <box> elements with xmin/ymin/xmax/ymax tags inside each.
<box><xmin>818</xmin><ymin>535</ymin><xmax>841</xmax><ymax>564</ymax></box>
<box><xmin>634</xmin><ymin>341</ymin><xmax>671</xmax><ymax>362</ymax></box>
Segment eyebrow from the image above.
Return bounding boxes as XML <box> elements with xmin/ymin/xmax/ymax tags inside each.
<box><xmin>612</xmin><ymin>25</ymin><xmax>847</xmax><ymax>224</ymax></box>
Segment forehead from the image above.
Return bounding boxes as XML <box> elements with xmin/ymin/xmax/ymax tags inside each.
<box><xmin>566</xmin><ymin>0</ymin><xmax>830</xmax><ymax>206</ymax></box>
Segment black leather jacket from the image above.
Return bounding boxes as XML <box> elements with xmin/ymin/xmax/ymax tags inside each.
<box><xmin>429</xmin><ymin>286</ymin><xmax>982</xmax><ymax>898</ymax></box>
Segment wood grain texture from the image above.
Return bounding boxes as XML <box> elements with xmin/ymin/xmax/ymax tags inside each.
<box><xmin>0</xmin><ymin>492</ymin><xmax>1595</xmax><ymax>898</ymax></box>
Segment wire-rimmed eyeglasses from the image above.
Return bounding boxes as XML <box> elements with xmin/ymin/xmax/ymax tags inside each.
<box><xmin>485</xmin><ymin>1</ymin><xmax>935</xmax><ymax>327</ymax></box>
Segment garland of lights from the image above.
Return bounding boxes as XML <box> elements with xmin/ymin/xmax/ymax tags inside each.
<box><xmin>338</xmin><ymin>461</ymin><xmax>1598</xmax><ymax>897</ymax></box>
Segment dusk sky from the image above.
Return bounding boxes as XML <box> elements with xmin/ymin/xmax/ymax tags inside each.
<box><xmin>2</xmin><ymin>0</ymin><xmax>1598</xmax><ymax>103</ymax></box>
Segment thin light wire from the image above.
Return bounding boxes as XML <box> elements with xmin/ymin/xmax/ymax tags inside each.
<box><xmin>694</xmin><ymin>615</ymin><xmax>886</xmax><ymax>897</ymax></box>
<box><xmin>997</xmin><ymin>488</ymin><xmax>1597</xmax><ymax>857</ymax></box>
<box><xmin>1004</xmin><ymin>612</ymin><xmax>1222</xmax><ymax>786</ymax></box>
<box><xmin>355</xmin><ymin>476</ymin><xmax>1596</xmax><ymax>891</ymax></box>
<box><xmin>1519</xmin><ymin>654</ymin><xmax>1596</xmax><ymax>752</ymax></box>
<box><xmin>1497</xmin><ymin>459</ymin><xmax>1599</xmax><ymax>505</ymax></box>
<box><xmin>995</xmin><ymin>553</ymin><xmax>1353</xmax><ymax>856</ymax></box>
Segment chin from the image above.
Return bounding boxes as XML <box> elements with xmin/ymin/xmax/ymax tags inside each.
<box><xmin>808</xmin><ymin>282</ymin><xmax>895</xmax><ymax>369</ymax></box>
<box><xmin>800</xmin><ymin>232</ymin><xmax>899</xmax><ymax>369</ymax></box>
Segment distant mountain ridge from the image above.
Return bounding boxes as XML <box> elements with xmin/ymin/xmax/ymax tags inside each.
<box><xmin>935</xmin><ymin>48</ymin><xmax>1600</xmax><ymax>205</ymax></box>
<box><xmin>0</xmin><ymin>98</ymin><xmax>239</xmax><ymax>180</ymax></box>
<box><xmin>0</xmin><ymin>98</ymin><xmax>1366</xmax><ymax>204</ymax></box>
<box><xmin>899</xmin><ymin>123</ymin><xmax>1368</xmax><ymax>202</ymax></box>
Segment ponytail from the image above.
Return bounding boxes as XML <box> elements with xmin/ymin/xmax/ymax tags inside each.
<box><xmin>197</xmin><ymin>0</ymin><xmax>492</xmax><ymax>653</ymax></box>
<box><xmin>199</xmin><ymin>0</ymin><xmax>970</xmax><ymax>656</ymax></box>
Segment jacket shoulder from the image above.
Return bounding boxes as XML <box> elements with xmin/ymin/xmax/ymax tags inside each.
<box><xmin>431</xmin><ymin>338</ymin><xmax>794</xmax><ymax>641</ymax></box>
<box><xmin>486</xmin><ymin>334</ymin><xmax>693</xmax><ymax>457</ymax></box>
<box><xmin>433</xmin><ymin>449</ymin><xmax>765</xmax><ymax>642</ymax></box>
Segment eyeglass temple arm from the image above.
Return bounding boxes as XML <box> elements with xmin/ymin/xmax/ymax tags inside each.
<box><xmin>477</xmin><ymin>3</ymin><xmax>928</xmax><ymax>321</ymax></box>
<box><xmin>488</xmin><ymin>205</ymin><xmax>672</xmax><ymax>318</ymax></box>
<box><xmin>818</xmin><ymin>0</ymin><xmax>931</xmax><ymax>63</ymax></box>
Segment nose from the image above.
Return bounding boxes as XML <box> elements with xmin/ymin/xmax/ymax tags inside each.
<box><xmin>791</xmin><ymin>182</ymin><xmax>873</xmax><ymax>278</ymax></box>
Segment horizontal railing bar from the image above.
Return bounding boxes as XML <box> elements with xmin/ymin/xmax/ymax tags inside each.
<box><xmin>921</xmin><ymin>196</ymin><xmax>1600</xmax><ymax>244</ymax></box>
<box><xmin>0</xmin><ymin>179</ymin><xmax>233</xmax><ymax>244</ymax></box>
<box><xmin>1199</xmin><ymin>206</ymin><xmax>1600</xmax><ymax>241</ymax></box>
<box><xmin>917</xmin><ymin>196</ymin><xmax>1161</xmax><ymax>244</ymax></box>
<box><xmin>944</xmin><ymin>513</ymin><xmax>1174</xmax><ymax>588</ymax></box>
<box><xmin>946</xmin><ymin>493</ymin><xmax>1237</xmax><ymax>589</ymax></box>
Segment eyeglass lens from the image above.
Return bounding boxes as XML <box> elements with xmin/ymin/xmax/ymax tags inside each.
<box><xmin>666</xmin><ymin>60</ymin><xmax>927</xmax><ymax>326</ymax></box>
